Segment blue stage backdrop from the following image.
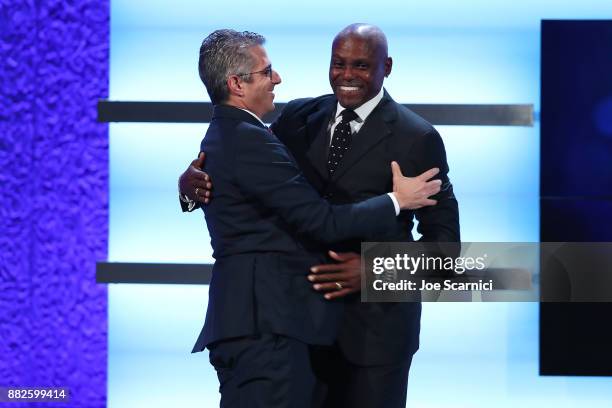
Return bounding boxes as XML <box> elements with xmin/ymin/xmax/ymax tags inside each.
<box><xmin>0</xmin><ymin>1</ymin><xmax>108</xmax><ymax>406</ymax></box>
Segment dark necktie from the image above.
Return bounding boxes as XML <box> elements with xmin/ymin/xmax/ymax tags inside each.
<box><xmin>328</xmin><ymin>109</ymin><xmax>358</xmax><ymax>175</ymax></box>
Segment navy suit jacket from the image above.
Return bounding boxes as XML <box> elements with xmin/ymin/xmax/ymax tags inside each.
<box><xmin>271</xmin><ymin>90</ymin><xmax>460</xmax><ymax>364</ymax></box>
<box><xmin>192</xmin><ymin>105</ymin><xmax>398</xmax><ymax>352</ymax></box>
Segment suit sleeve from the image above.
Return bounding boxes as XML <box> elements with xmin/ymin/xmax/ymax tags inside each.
<box><xmin>179</xmin><ymin>193</ymin><xmax>199</xmax><ymax>212</ymax></box>
<box><xmin>233</xmin><ymin>127</ymin><xmax>397</xmax><ymax>244</ymax></box>
<box><xmin>407</xmin><ymin>129</ymin><xmax>460</xmax><ymax>242</ymax></box>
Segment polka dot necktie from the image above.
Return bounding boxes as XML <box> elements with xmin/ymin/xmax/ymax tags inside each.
<box><xmin>328</xmin><ymin>109</ymin><xmax>358</xmax><ymax>175</ymax></box>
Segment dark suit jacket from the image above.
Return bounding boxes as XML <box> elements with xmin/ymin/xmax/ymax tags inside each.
<box><xmin>271</xmin><ymin>90</ymin><xmax>460</xmax><ymax>365</ymax></box>
<box><xmin>192</xmin><ymin>105</ymin><xmax>399</xmax><ymax>352</ymax></box>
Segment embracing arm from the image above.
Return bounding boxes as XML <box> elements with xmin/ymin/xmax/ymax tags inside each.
<box><xmin>178</xmin><ymin>152</ymin><xmax>211</xmax><ymax>212</ymax></box>
<box><xmin>232</xmin><ymin>128</ymin><xmax>440</xmax><ymax>244</ymax></box>
<box><xmin>411</xmin><ymin>129</ymin><xmax>460</xmax><ymax>242</ymax></box>
<box><xmin>233</xmin><ymin>128</ymin><xmax>394</xmax><ymax>243</ymax></box>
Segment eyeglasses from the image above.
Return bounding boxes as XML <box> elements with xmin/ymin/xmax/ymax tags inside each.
<box><xmin>237</xmin><ymin>64</ymin><xmax>273</xmax><ymax>80</ymax></box>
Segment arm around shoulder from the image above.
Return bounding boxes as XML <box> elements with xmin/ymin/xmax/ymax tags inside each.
<box><xmin>233</xmin><ymin>127</ymin><xmax>397</xmax><ymax>243</ymax></box>
<box><xmin>409</xmin><ymin>129</ymin><xmax>460</xmax><ymax>241</ymax></box>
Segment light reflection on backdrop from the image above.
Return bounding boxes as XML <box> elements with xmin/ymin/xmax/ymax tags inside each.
<box><xmin>108</xmin><ymin>1</ymin><xmax>612</xmax><ymax>407</ymax></box>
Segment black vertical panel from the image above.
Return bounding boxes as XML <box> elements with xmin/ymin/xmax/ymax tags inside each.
<box><xmin>540</xmin><ymin>20</ymin><xmax>612</xmax><ymax>376</ymax></box>
<box><xmin>540</xmin><ymin>20</ymin><xmax>612</xmax><ymax>198</ymax></box>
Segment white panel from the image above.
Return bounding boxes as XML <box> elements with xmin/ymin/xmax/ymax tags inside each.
<box><xmin>108</xmin><ymin>1</ymin><xmax>612</xmax><ymax>406</ymax></box>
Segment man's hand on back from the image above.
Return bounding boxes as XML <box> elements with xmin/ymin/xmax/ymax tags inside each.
<box><xmin>391</xmin><ymin>162</ymin><xmax>441</xmax><ymax>210</ymax></box>
<box><xmin>179</xmin><ymin>152</ymin><xmax>213</xmax><ymax>204</ymax></box>
<box><xmin>309</xmin><ymin>251</ymin><xmax>362</xmax><ymax>300</ymax></box>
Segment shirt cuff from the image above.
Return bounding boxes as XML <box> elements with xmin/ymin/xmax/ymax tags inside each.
<box><xmin>387</xmin><ymin>193</ymin><xmax>400</xmax><ymax>216</ymax></box>
<box><xmin>179</xmin><ymin>192</ymin><xmax>197</xmax><ymax>212</ymax></box>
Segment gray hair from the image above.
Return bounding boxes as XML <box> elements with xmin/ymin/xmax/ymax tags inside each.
<box><xmin>198</xmin><ymin>29</ymin><xmax>265</xmax><ymax>104</ymax></box>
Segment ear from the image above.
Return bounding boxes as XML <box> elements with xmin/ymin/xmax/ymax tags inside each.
<box><xmin>384</xmin><ymin>57</ymin><xmax>393</xmax><ymax>78</ymax></box>
<box><xmin>227</xmin><ymin>75</ymin><xmax>244</xmax><ymax>98</ymax></box>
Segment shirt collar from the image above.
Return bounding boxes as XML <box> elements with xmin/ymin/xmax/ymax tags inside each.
<box><xmin>335</xmin><ymin>87</ymin><xmax>385</xmax><ymax>122</ymax></box>
<box><xmin>237</xmin><ymin>107</ymin><xmax>266</xmax><ymax>127</ymax></box>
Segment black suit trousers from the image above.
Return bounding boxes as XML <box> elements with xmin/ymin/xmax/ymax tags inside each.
<box><xmin>310</xmin><ymin>343</ymin><xmax>413</xmax><ymax>408</ymax></box>
<box><xmin>208</xmin><ymin>334</ymin><xmax>315</xmax><ymax>408</ymax></box>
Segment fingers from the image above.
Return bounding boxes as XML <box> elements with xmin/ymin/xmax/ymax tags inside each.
<box><xmin>309</xmin><ymin>258</ymin><xmax>349</xmax><ymax>273</ymax></box>
<box><xmin>313</xmin><ymin>282</ymin><xmax>346</xmax><ymax>291</ymax></box>
<box><xmin>327</xmin><ymin>250</ymin><xmax>359</xmax><ymax>262</ymax></box>
<box><xmin>309</xmin><ymin>271</ymin><xmax>352</xmax><ymax>283</ymax></box>
<box><xmin>188</xmin><ymin>164</ymin><xmax>211</xmax><ymax>183</ymax></box>
<box><xmin>309</xmin><ymin>263</ymin><xmax>344</xmax><ymax>274</ymax></box>
<box><xmin>194</xmin><ymin>186</ymin><xmax>212</xmax><ymax>204</ymax></box>
<box><xmin>195</xmin><ymin>151</ymin><xmax>206</xmax><ymax>169</ymax></box>
<box><xmin>390</xmin><ymin>161</ymin><xmax>404</xmax><ymax>179</ymax></box>
<box><xmin>391</xmin><ymin>164</ymin><xmax>440</xmax><ymax>182</ymax></box>
<box><xmin>424</xmin><ymin>179</ymin><xmax>442</xmax><ymax>196</ymax></box>
<box><xmin>422</xmin><ymin>198</ymin><xmax>437</xmax><ymax>206</ymax></box>
<box><xmin>328</xmin><ymin>250</ymin><xmax>343</xmax><ymax>262</ymax></box>
<box><xmin>413</xmin><ymin>198</ymin><xmax>437</xmax><ymax>209</ymax></box>
<box><xmin>324</xmin><ymin>288</ymin><xmax>353</xmax><ymax>300</ymax></box>
<box><xmin>195</xmin><ymin>187</ymin><xmax>211</xmax><ymax>198</ymax></box>
<box><xmin>312</xmin><ymin>281</ymin><xmax>358</xmax><ymax>299</ymax></box>
<box><xmin>187</xmin><ymin>164</ymin><xmax>212</xmax><ymax>193</ymax></box>
<box><xmin>417</xmin><ymin>167</ymin><xmax>440</xmax><ymax>181</ymax></box>
<box><xmin>192</xmin><ymin>182</ymin><xmax>212</xmax><ymax>199</ymax></box>
<box><xmin>310</xmin><ymin>252</ymin><xmax>361</xmax><ymax>299</ymax></box>
<box><xmin>312</xmin><ymin>280</ymin><xmax>360</xmax><ymax>299</ymax></box>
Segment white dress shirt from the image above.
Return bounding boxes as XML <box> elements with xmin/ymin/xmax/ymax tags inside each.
<box><xmin>329</xmin><ymin>87</ymin><xmax>385</xmax><ymax>142</ymax></box>
<box><xmin>328</xmin><ymin>88</ymin><xmax>400</xmax><ymax>215</ymax></box>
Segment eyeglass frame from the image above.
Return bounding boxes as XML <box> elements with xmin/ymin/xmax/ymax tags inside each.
<box><xmin>236</xmin><ymin>64</ymin><xmax>273</xmax><ymax>80</ymax></box>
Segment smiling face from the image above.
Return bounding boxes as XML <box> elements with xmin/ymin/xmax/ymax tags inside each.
<box><xmin>241</xmin><ymin>45</ymin><xmax>282</xmax><ymax>118</ymax></box>
<box><xmin>329</xmin><ymin>32</ymin><xmax>392</xmax><ymax>109</ymax></box>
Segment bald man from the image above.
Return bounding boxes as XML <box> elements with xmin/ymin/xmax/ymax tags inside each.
<box><xmin>180</xmin><ymin>24</ymin><xmax>460</xmax><ymax>408</ymax></box>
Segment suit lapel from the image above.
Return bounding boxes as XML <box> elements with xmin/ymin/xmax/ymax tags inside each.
<box><xmin>304</xmin><ymin>99</ymin><xmax>336</xmax><ymax>182</ymax></box>
<box><xmin>330</xmin><ymin>92</ymin><xmax>396</xmax><ymax>182</ymax></box>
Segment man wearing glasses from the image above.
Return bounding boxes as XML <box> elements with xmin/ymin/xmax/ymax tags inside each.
<box><xmin>188</xmin><ymin>29</ymin><xmax>444</xmax><ymax>408</ymax></box>
<box><xmin>183</xmin><ymin>23</ymin><xmax>460</xmax><ymax>408</ymax></box>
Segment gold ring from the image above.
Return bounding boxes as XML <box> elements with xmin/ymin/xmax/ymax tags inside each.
<box><xmin>335</xmin><ymin>282</ymin><xmax>343</xmax><ymax>290</ymax></box>
<box><xmin>195</xmin><ymin>187</ymin><xmax>200</xmax><ymax>197</ymax></box>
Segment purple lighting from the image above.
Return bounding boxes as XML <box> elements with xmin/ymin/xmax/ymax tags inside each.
<box><xmin>0</xmin><ymin>1</ymin><xmax>109</xmax><ymax>407</ymax></box>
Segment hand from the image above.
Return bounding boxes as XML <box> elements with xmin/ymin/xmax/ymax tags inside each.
<box><xmin>391</xmin><ymin>161</ymin><xmax>441</xmax><ymax>210</ymax></box>
<box><xmin>308</xmin><ymin>251</ymin><xmax>362</xmax><ymax>300</ymax></box>
<box><xmin>179</xmin><ymin>152</ymin><xmax>212</xmax><ymax>204</ymax></box>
